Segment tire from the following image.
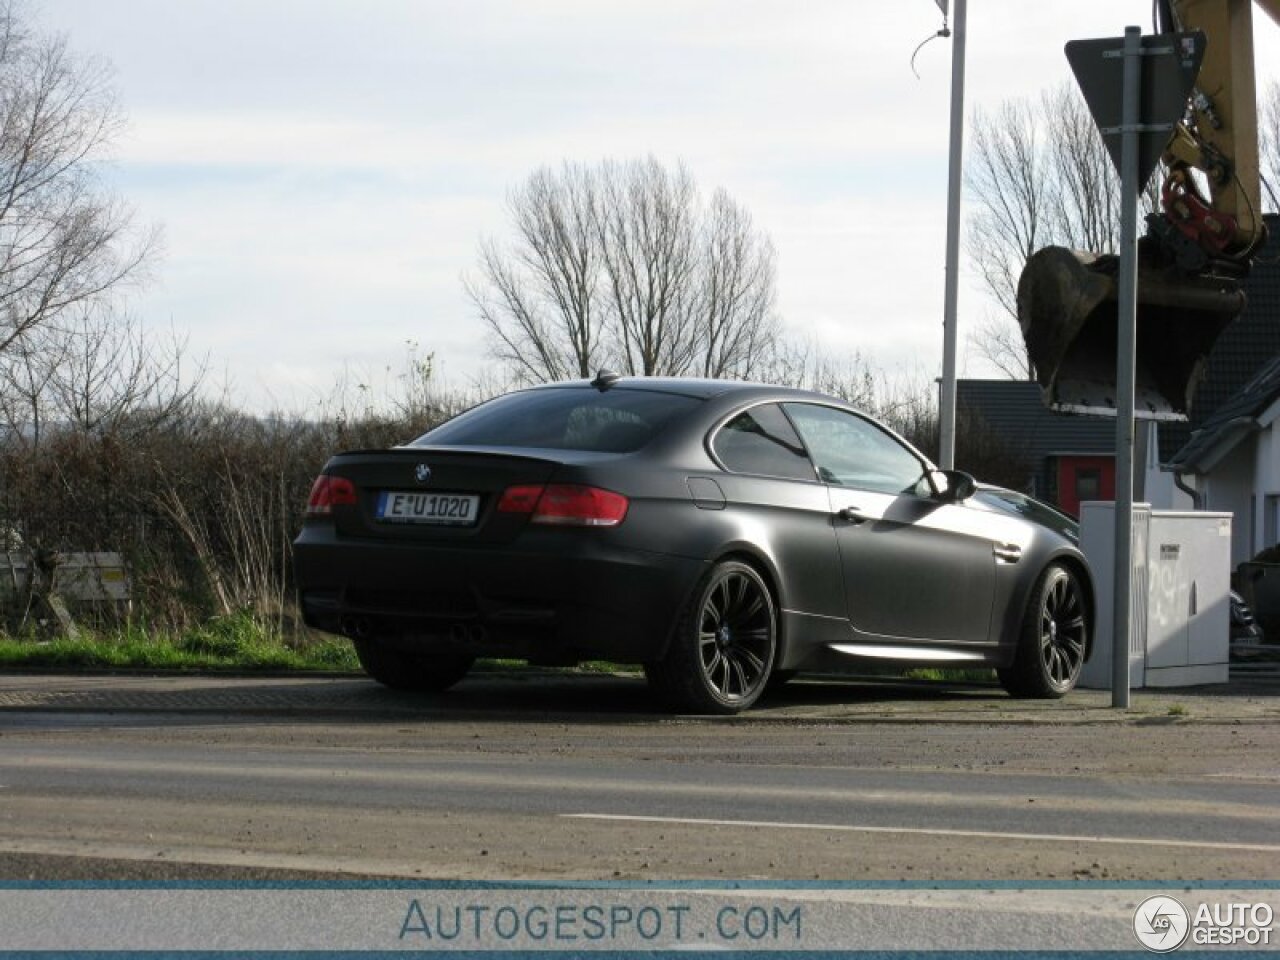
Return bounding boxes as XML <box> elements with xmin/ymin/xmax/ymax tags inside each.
<box><xmin>998</xmin><ymin>562</ymin><xmax>1088</xmax><ymax>699</ymax></box>
<box><xmin>352</xmin><ymin>638</ymin><xmax>474</xmax><ymax>693</ymax></box>
<box><xmin>646</xmin><ymin>560</ymin><xmax>777</xmax><ymax>715</ymax></box>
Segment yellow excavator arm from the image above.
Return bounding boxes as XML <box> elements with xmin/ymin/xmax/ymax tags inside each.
<box><xmin>1157</xmin><ymin>0</ymin><xmax>1279</xmax><ymax>266</ymax></box>
<box><xmin>1018</xmin><ymin>0</ymin><xmax>1279</xmax><ymax>419</ymax></box>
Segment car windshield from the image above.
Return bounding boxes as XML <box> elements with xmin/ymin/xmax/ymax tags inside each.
<box><xmin>411</xmin><ymin>387</ymin><xmax>702</xmax><ymax>452</ymax></box>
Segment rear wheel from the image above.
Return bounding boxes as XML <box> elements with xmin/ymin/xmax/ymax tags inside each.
<box><xmin>998</xmin><ymin>563</ymin><xmax>1088</xmax><ymax>699</ymax></box>
<box><xmin>646</xmin><ymin>560</ymin><xmax>777</xmax><ymax>715</ymax></box>
<box><xmin>353</xmin><ymin>638</ymin><xmax>474</xmax><ymax>692</ymax></box>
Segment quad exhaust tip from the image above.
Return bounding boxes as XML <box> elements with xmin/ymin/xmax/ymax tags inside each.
<box><xmin>341</xmin><ymin>616</ymin><xmax>373</xmax><ymax>640</ymax></box>
<box><xmin>342</xmin><ymin>618</ymin><xmax>486</xmax><ymax>644</ymax></box>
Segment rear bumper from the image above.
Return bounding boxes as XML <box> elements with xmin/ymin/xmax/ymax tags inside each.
<box><xmin>293</xmin><ymin>523</ymin><xmax>704</xmax><ymax>664</ymax></box>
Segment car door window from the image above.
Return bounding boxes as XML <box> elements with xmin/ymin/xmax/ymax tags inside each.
<box><xmin>712</xmin><ymin>404</ymin><xmax>816</xmax><ymax>481</ymax></box>
<box><xmin>783</xmin><ymin>403</ymin><xmax>926</xmax><ymax>494</ymax></box>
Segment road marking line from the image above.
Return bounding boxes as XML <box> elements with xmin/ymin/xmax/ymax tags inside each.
<box><xmin>562</xmin><ymin>813</ymin><xmax>1280</xmax><ymax>854</ymax></box>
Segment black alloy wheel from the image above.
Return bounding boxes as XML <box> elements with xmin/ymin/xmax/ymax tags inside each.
<box><xmin>646</xmin><ymin>560</ymin><xmax>777</xmax><ymax>714</ymax></box>
<box><xmin>999</xmin><ymin>563</ymin><xmax>1088</xmax><ymax>698</ymax></box>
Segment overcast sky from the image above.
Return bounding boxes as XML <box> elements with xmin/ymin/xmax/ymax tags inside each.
<box><xmin>38</xmin><ymin>1</ymin><xmax>1280</xmax><ymax>413</ymax></box>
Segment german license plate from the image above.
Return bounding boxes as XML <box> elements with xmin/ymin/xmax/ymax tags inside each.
<box><xmin>375</xmin><ymin>491</ymin><xmax>480</xmax><ymax>526</ymax></box>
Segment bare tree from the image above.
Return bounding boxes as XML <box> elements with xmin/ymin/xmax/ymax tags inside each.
<box><xmin>0</xmin><ymin>319</ymin><xmax>55</xmax><ymax>445</ymax></box>
<box><xmin>965</xmin><ymin>99</ymin><xmax>1048</xmax><ymax>380</ymax></box>
<box><xmin>467</xmin><ymin>164</ymin><xmax>602</xmax><ymax>383</ymax></box>
<box><xmin>468</xmin><ymin>157</ymin><xmax>779</xmax><ymax>384</ymax></box>
<box><xmin>697</xmin><ymin>189</ymin><xmax>777</xmax><ymax>378</ymax></box>
<box><xmin>597</xmin><ymin>158</ymin><xmax>699</xmax><ymax>377</ymax></box>
<box><xmin>966</xmin><ymin>99</ymin><xmax>1049</xmax><ymax>331</ymax></box>
<box><xmin>0</xmin><ymin>307</ymin><xmax>204</xmax><ymax>449</ymax></box>
<box><xmin>754</xmin><ymin>337</ymin><xmax>879</xmax><ymax>408</ymax></box>
<box><xmin>1261</xmin><ymin>79</ymin><xmax>1280</xmax><ymax>213</ymax></box>
<box><xmin>0</xmin><ymin>2</ymin><xmax>155</xmax><ymax>359</ymax></box>
<box><xmin>43</xmin><ymin>309</ymin><xmax>201</xmax><ymax>437</ymax></box>
<box><xmin>964</xmin><ymin>83</ymin><xmax>1161</xmax><ymax>379</ymax></box>
<box><xmin>1042</xmin><ymin>85</ymin><xmax>1130</xmax><ymax>253</ymax></box>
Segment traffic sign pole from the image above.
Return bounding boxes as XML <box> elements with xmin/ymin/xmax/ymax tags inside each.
<box><xmin>1112</xmin><ymin>25</ymin><xmax>1142</xmax><ymax>710</ymax></box>
<box><xmin>1062</xmin><ymin>27</ymin><xmax>1203</xmax><ymax>709</ymax></box>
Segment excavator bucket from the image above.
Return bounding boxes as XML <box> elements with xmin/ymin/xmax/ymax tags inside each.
<box><xmin>1017</xmin><ymin>242</ymin><xmax>1246</xmax><ymax>419</ymax></box>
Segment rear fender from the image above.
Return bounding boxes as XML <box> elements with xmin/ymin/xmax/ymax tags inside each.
<box><xmin>650</xmin><ymin>542</ymin><xmax>787</xmax><ymax>663</ymax></box>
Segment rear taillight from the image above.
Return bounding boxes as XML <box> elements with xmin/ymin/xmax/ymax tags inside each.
<box><xmin>497</xmin><ymin>485</ymin><xmax>545</xmax><ymax>515</ymax></box>
<box><xmin>497</xmin><ymin>483</ymin><xmax>628</xmax><ymax>527</ymax></box>
<box><xmin>306</xmin><ymin>475</ymin><xmax>357</xmax><ymax>516</ymax></box>
<box><xmin>534</xmin><ymin>485</ymin><xmax>629</xmax><ymax>526</ymax></box>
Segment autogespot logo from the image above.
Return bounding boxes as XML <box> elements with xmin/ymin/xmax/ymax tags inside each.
<box><xmin>1134</xmin><ymin>895</ymin><xmax>1191</xmax><ymax>953</ymax></box>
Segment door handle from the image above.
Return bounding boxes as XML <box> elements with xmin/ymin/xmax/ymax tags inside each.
<box><xmin>837</xmin><ymin>506</ymin><xmax>869</xmax><ymax>524</ymax></box>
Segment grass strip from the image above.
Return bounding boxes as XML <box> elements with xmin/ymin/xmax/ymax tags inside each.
<box><xmin>0</xmin><ymin>613</ymin><xmax>358</xmax><ymax>673</ymax></box>
<box><xmin>0</xmin><ymin>612</ymin><xmax>997</xmax><ymax>683</ymax></box>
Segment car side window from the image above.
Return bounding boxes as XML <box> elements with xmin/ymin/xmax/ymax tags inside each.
<box><xmin>783</xmin><ymin>403</ymin><xmax>926</xmax><ymax>495</ymax></box>
<box><xmin>712</xmin><ymin>404</ymin><xmax>816</xmax><ymax>482</ymax></box>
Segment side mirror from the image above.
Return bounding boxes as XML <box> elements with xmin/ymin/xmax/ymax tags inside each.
<box><xmin>930</xmin><ymin>469</ymin><xmax>977</xmax><ymax>503</ymax></box>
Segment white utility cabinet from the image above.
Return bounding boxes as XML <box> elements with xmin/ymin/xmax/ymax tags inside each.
<box><xmin>1078</xmin><ymin>503</ymin><xmax>1231</xmax><ymax>688</ymax></box>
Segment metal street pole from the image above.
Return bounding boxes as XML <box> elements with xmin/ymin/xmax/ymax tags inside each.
<box><xmin>938</xmin><ymin>0</ymin><xmax>966</xmax><ymax>471</ymax></box>
<box><xmin>1111</xmin><ymin>25</ymin><xmax>1142</xmax><ymax>709</ymax></box>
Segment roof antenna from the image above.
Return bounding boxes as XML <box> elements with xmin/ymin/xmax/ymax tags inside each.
<box><xmin>591</xmin><ymin>369</ymin><xmax>621</xmax><ymax>391</ymax></box>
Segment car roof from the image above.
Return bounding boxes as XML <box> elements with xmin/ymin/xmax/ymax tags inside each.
<box><xmin>527</xmin><ymin>376</ymin><xmax>826</xmax><ymax>402</ymax></box>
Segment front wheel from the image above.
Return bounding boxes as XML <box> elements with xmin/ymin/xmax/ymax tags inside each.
<box><xmin>353</xmin><ymin>638</ymin><xmax>474</xmax><ymax>693</ymax></box>
<box><xmin>998</xmin><ymin>563</ymin><xmax>1088</xmax><ymax>699</ymax></box>
<box><xmin>646</xmin><ymin>560</ymin><xmax>777</xmax><ymax>715</ymax></box>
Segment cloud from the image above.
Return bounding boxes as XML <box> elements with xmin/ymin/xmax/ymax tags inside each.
<box><xmin>42</xmin><ymin>0</ymin><xmax>1280</xmax><ymax>412</ymax></box>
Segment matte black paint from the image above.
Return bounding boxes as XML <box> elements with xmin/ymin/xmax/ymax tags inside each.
<box><xmin>293</xmin><ymin>378</ymin><xmax>1094</xmax><ymax>674</ymax></box>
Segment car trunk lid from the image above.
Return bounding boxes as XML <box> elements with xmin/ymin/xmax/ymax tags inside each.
<box><xmin>323</xmin><ymin>447</ymin><xmax>564</xmax><ymax>545</ymax></box>
<box><xmin>320</xmin><ymin>446</ymin><xmax>621</xmax><ymax>545</ymax></box>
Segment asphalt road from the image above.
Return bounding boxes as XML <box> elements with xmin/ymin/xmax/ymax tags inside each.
<box><xmin>0</xmin><ymin>671</ymin><xmax>1278</xmax><ymax>881</ymax></box>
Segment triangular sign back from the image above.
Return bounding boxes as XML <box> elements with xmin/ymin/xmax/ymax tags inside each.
<box><xmin>1065</xmin><ymin>31</ymin><xmax>1205</xmax><ymax>186</ymax></box>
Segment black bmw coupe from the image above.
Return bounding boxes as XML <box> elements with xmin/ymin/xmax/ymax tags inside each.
<box><xmin>294</xmin><ymin>375</ymin><xmax>1093</xmax><ymax>714</ymax></box>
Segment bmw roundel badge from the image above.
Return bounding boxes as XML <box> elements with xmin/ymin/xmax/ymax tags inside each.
<box><xmin>414</xmin><ymin>463</ymin><xmax>432</xmax><ymax>484</ymax></box>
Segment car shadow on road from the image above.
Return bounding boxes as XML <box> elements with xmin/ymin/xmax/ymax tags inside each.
<box><xmin>426</xmin><ymin>671</ymin><xmax>1009</xmax><ymax>720</ymax></box>
<box><xmin>0</xmin><ymin>668</ymin><xmax>1018</xmax><ymax>728</ymax></box>
<box><xmin>759</xmin><ymin>674</ymin><xmax>1005</xmax><ymax>708</ymax></box>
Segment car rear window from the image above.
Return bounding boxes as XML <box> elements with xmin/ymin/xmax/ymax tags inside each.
<box><xmin>411</xmin><ymin>387</ymin><xmax>701</xmax><ymax>452</ymax></box>
<box><xmin>712</xmin><ymin>404</ymin><xmax>816</xmax><ymax>481</ymax></box>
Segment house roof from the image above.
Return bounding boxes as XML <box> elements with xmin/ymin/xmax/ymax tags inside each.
<box><xmin>957</xmin><ymin>379</ymin><xmax>1116</xmax><ymax>461</ymax></box>
<box><xmin>1161</xmin><ymin>212</ymin><xmax>1280</xmax><ymax>463</ymax></box>
<box><xmin>1167</xmin><ymin>352</ymin><xmax>1280</xmax><ymax>472</ymax></box>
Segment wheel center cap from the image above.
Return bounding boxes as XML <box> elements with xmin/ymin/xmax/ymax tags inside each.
<box><xmin>1049</xmin><ymin>621</ymin><xmax>1059</xmax><ymax>642</ymax></box>
<box><xmin>717</xmin><ymin>625</ymin><xmax>732</xmax><ymax>648</ymax></box>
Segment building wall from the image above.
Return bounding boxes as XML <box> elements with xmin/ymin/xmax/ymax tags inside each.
<box><xmin>1203</xmin><ymin>442</ymin><xmax>1257</xmax><ymax>566</ymax></box>
<box><xmin>1151</xmin><ymin>418</ymin><xmax>1280</xmax><ymax>566</ymax></box>
<box><xmin>1252</xmin><ymin>418</ymin><xmax>1280</xmax><ymax>557</ymax></box>
<box><xmin>1145</xmin><ymin>469</ymin><xmax>1196</xmax><ymax>511</ymax></box>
